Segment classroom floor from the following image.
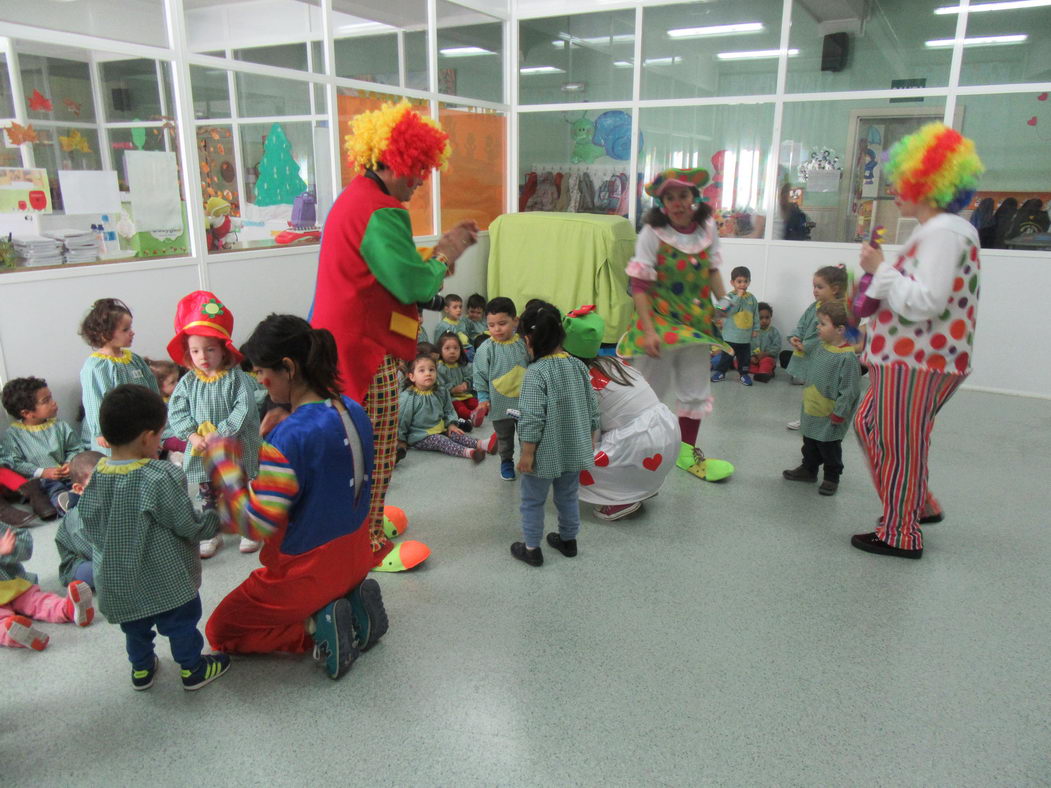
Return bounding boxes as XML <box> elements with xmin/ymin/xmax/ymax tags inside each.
<box><xmin>5</xmin><ymin>373</ymin><xmax>1049</xmax><ymax>786</ymax></box>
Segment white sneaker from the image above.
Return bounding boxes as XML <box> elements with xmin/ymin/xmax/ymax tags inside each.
<box><xmin>239</xmin><ymin>537</ymin><xmax>261</xmax><ymax>554</ymax></box>
<box><xmin>199</xmin><ymin>535</ymin><xmax>223</xmax><ymax>559</ymax></box>
<box><xmin>786</xmin><ymin>419</ymin><xmax>800</xmax><ymax>430</ymax></box>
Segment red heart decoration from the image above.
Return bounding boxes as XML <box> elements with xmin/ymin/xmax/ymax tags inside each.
<box><xmin>642</xmin><ymin>453</ymin><xmax>662</xmax><ymax>471</ymax></box>
<box><xmin>1027</xmin><ymin>116</ymin><xmax>1038</xmax><ymax>126</ymax></box>
<box><xmin>589</xmin><ymin>369</ymin><xmax>610</xmax><ymax>391</ymax></box>
<box><xmin>1038</xmin><ymin>93</ymin><xmax>1048</xmax><ymax>101</ymax></box>
<box><xmin>594</xmin><ymin>451</ymin><xmax>609</xmax><ymax>467</ymax></box>
<box><xmin>579</xmin><ymin>470</ymin><xmax>595</xmax><ymax>486</ymax></box>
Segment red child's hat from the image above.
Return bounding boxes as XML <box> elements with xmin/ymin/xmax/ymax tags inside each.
<box><xmin>167</xmin><ymin>290</ymin><xmax>244</xmax><ymax>366</ymax></box>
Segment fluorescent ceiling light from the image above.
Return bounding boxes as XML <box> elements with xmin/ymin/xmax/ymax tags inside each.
<box><xmin>667</xmin><ymin>22</ymin><xmax>764</xmax><ymax>38</ymax></box>
<box><xmin>335</xmin><ymin>21</ymin><xmax>397</xmax><ymax>36</ymax></box>
<box><xmin>717</xmin><ymin>48</ymin><xmax>799</xmax><ymax>60</ymax></box>
<box><xmin>520</xmin><ymin>66</ymin><xmax>566</xmax><ymax>74</ymax></box>
<box><xmin>613</xmin><ymin>60</ymin><xmax>633</xmax><ymax>68</ymax></box>
<box><xmin>935</xmin><ymin>0</ymin><xmax>1051</xmax><ymax>13</ymax></box>
<box><xmin>552</xmin><ymin>33</ymin><xmax>634</xmax><ymax>48</ymax></box>
<box><xmin>925</xmin><ymin>34</ymin><xmax>1027</xmax><ymax>47</ymax></box>
<box><xmin>614</xmin><ymin>57</ymin><xmax>684</xmax><ymax>68</ymax></box>
<box><xmin>440</xmin><ymin>46</ymin><xmax>495</xmax><ymax>57</ymax></box>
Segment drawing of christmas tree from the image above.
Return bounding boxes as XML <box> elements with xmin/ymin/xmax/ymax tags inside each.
<box><xmin>254</xmin><ymin>122</ymin><xmax>307</xmax><ymax>206</ymax></box>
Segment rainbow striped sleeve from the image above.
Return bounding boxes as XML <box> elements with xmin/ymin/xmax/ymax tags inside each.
<box><xmin>206</xmin><ymin>438</ymin><xmax>298</xmax><ymax>541</ymax></box>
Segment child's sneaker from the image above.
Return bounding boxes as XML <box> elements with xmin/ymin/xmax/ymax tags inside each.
<box><xmin>66</xmin><ymin>581</ymin><xmax>94</xmax><ymax>626</ymax></box>
<box><xmin>346</xmin><ymin>578</ymin><xmax>388</xmax><ymax>652</ymax></box>
<box><xmin>456</xmin><ymin>418</ymin><xmax>473</xmax><ymax>433</ymax></box>
<box><xmin>470</xmin><ymin>407</ymin><xmax>486</xmax><ymax>428</ymax></box>
<box><xmin>594</xmin><ymin>501</ymin><xmax>642</xmax><ymax>521</ymax></box>
<box><xmin>239</xmin><ymin>537</ymin><xmax>261</xmax><ymax>554</ymax></box>
<box><xmin>470</xmin><ymin>447</ymin><xmax>486</xmax><ymax>463</ymax></box>
<box><xmin>711</xmin><ymin>371</ymin><xmax>726</xmax><ymax>382</ymax></box>
<box><xmin>311</xmin><ymin>598</ymin><xmax>357</xmax><ymax>680</ymax></box>
<box><xmin>500</xmin><ymin>459</ymin><xmax>516</xmax><ymax>481</ymax></box>
<box><xmin>55</xmin><ymin>491</ymin><xmax>72</xmax><ymax>515</ymax></box>
<box><xmin>819</xmin><ymin>479</ymin><xmax>838</xmax><ymax>496</ymax></box>
<box><xmin>510</xmin><ymin>542</ymin><xmax>543</xmax><ymax>566</ymax></box>
<box><xmin>131</xmin><ymin>656</ymin><xmax>159</xmax><ymax>691</ymax></box>
<box><xmin>181</xmin><ymin>653</ymin><xmax>231</xmax><ymax>690</ymax></box>
<box><xmin>3</xmin><ymin>615</ymin><xmax>49</xmax><ymax>651</ymax></box>
<box><xmin>782</xmin><ymin>465</ymin><xmax>818</xmax><ymax>482</ymax></box>
<box><xmin>786</xmin><ymin>419</ymin><xmax>801</xmax><ymax>430</ymax></box>
<box><xmin>486</xmin><ymin>432</ymin><xmax>499</xmax><ymax>455</ymax></box>
<box><xmin>739</xmin><ymin>374</ymin><xmax>753</xmax><ymax>386</ymax></box>
<box><xmin>545</xmin><ymin>533</ymin><xmax>578</xmax><ymax>557</ymax></box>
<box><xmin>753</xmin><ymin>373</ymin><xmax>771</xmax><ymax>383</ymax></box>
<box><xmin>199</xmin><ymin>535</ymin><xmax>222</xmax><ymax>558</ymax></box>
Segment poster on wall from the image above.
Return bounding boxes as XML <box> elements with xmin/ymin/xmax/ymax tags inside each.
<box><xmin>124</xmin><ymin>150</ymin><xmax>182</xmax><ymax>239</ymax></box>
<box><xmin>0</xmin><ymin>167</ymin><xmax>52</xmax><ymax>214</ymax></box>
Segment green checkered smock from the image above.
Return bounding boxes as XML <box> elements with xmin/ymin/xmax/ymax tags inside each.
<box><xmin>1</xmin><ymin>418</ymin><xmax>81</xmax><ymax>477</ymax></box>
<box><xmin>79</xmin><ymin>457</ymin><xmax>218</xmax><ymax>624</ymax></box>
<box><xmin>55</xmin><ymin>505</ymin><xmax>93</xmax><ymax>586</ymax></box>
<box><xmin>517</xmin><ymin>353</ymin><xmax>599</xmax><ymax>479</ymax></box>
<box><xmin>80</xmin><ymin>350</ymin><xmax>159</xmax><ymax>453</ymax></box>
<box><xmin>799</xmin><ymin>343</ymin><xmax>862</xmax><ymax>443</ymax></box>
<box><xmin>473</xmin><ymin>337</ymin><xmax>529</xmax><ymax>421</ymax></box>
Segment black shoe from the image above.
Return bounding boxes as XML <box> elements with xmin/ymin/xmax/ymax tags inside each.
<box><xmin>850</xmin><ymin>532</ymin><xmax>922</xmax><ymax>559</ymax></box>
<box><xmin>131</xmin><ymin>656</ymin><xmax>159</xmax><ymax>691</ymax></box>
<box><xmin>753</xmin><ymin>373</ymin><xmax>771</xmax><ymax>383</ymax></box>
<box><xmin>510</xmin><ymin>542</ymin><xmax>543</xmax><ymax>566</ymax></box>
<box><xmin>818</xmin><ymin>480</ymin><xmax>838</xmax><ymax>496</ymax></box>
<box><xmin>395</xmin><ymin>446</ymin><xmax>407</xmax><ymax>465</ymax></box>
<box><xmin>456</xmin><ymin>418</ymin><xmax>473</xmax><ymax>433</ymax></box>
<box><xmin>346</xmin><ymin>578</ymin><xmax>388</xmax><ymax>652</ymax></box>
<box><xmin>782</xmin><ymin>465</ymin><xmax>817</xmax><ymax>482</ymax></box>
<box><xmin>181</xmin><ymin>653</ymin><xmax>231</xmax><ymax>690</ymax></box>
<box><xmin>545</xmin><ymin>533</ymin><xmax>577</xmax><ymax>557</ymax></box>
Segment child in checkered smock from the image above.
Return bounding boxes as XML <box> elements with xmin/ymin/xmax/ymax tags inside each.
<box><xmin>165</xmin><ymin>291</ymin><xmax>261</xmax><ymax>560</ymax></box>
<box><xmin>510</xmin><ymin>302</ymin><xmax>599</xmax><ymax>568</ymax></box>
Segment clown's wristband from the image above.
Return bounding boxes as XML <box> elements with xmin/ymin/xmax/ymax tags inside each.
<box><xmin>431</xmin><ymin>251</ymin><xmax>450</xmax><ymax>269</ymax></box>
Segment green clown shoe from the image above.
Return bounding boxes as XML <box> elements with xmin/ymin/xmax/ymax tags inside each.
<box><xmin>676</xmin><ymin>442</ymin><xmax>734</xmax><ymax>482</ymax></box>
<box><xmin>371</xmin><ymin>539</ymin><xmax>430</xmax><ymax>572</ymax></box>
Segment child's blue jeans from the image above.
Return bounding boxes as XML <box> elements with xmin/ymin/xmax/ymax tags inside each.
<box><xmin>519</xmin><ymin>470</ymin><xmax>581</xmax><ymax>549</ymax></box>
<box><xmin>119</xmin><ymin>594</ymin><xmax>205</xmax><ymax>671</ymax></box>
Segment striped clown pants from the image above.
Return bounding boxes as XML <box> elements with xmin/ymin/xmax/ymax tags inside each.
<box><xmin>854</xmin><ymin>364</ymin><xmax>965</xmax><ymax>551</ymax></box>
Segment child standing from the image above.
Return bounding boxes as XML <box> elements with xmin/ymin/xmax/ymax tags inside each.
<box><xmin>512</xmin><ymin>302</ymin><xmax>599</xmax><ymax>567</ymax></box>
<box><xmin>472</xmin><ymin>297</ymin><xmax>529</xmax><ymax>481</ymax></box>
<box><xmin>432</xmin><ymin>293</ymin><xmax>470</xmax><ymax>348</ymax></box>
<box><xmin>465</xmin><ymin>293</ymin><xmax>488</xmax><ymax>342</ymax></box>
<box><xmin>785</xmin><ymin>265</ymin><xmax>848</xmax><ymax>428</ymax></box>
<box><xmin>0</xmin><ymin>525</ymin><xmax>94</xmax><ymax>651</ymax></box>
<box><xmin>55</xmin><ymin>450</ymin><xmax>103</xmax><ymax>588</ymax></box>
<box><xmin>1</xmin><ymin>377</ymin><xmax>80</xmax><ymax>517</ymax></box>
<box><xmin>711</xmin><ymin>266</ymin><xmax>760</xmax><ymax>386</ymax></box>
<box><xmin>79</xmin><ymin>298</ymin><xmax>160</xmax><ymax>453</ymax></box>
<box><xmin>436</xmin><ymin>331</ymin><xmax>477</xmax><ymax>428</ymax></box>
<box><xmin>399</xmin><ymin>354</ymin><xmax>496</xmax><ymax>462</ymax></box>
<box><xmin>782</xmin><ymin>301</ymin><xmax>861</xmax><ymax>496</ymax></box>
<box><xmin>750</xmin><ymin>302</ymin><xmax>782</xmax><ymax>382</ymax></box>
<box><xmin>165</xmin><ymin>291</ymin><xmax>261</xmax><ymax>558</ymax></box>
<box><xmin>79</xmin><ymin>383</ymin><xmax>229</xmax><ymax>690</ymax></box>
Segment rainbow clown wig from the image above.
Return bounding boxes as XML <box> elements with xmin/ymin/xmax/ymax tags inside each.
<box><xmin>344</xmin><ymin>100</ymin><xmax>451</xmax><ymax>179</ymax></box>
<box><xmin>884</xmin><ymin>123</ymin><xmax>984</xmax><ymax>213</ymax></box>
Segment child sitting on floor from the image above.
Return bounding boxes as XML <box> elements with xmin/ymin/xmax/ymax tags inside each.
<box><xmin>436</xmin><ymin>331</ymin><xmax>477</xmax><ymax>430</ymax></box>
<box><xmin>750</xmin><ymin>302</ymin><xmax>782</xmax><ymax>382</ymax></box>
<box><xmin>465</xmin><ymin>293</ymin><xmax>488</xmax><ymax>342</ymax></box>
<box><xmin>782</xmin><ymin>301</ymin><xmax>861</xmax><ymax>496</ymax></box>
<box><xmin>0</xmin><ymin>524</ymin><xmax>94</xmax><ymax>652</ymax></box>
<box><xmin>398</xmin><ymin>354</ymin><xmax>497</xmax><ymax>463</ymax></box>
<box><xmin>55</xmin><ymin>450</ymin><xmax>103</xmax><ymax>589</ymax></box>
<box><xmin>2</xmin><ymin>376</ymin><xmax>82</xmax><ymax>516</ymax></box>
<box><xmin>432</xmin><ymin>293</ymin><xmax>470</xmax><ymax>348</ymax></box>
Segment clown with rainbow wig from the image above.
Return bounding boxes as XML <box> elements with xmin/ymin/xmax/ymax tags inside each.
<box><xmin>851</xmin><ymin>122</ymin><xmax>984</xmax><ymax>560</ymax></box>
<box><xmin>310</xmin><ymin>101</ymin><xmax>479</xmax><ymax>571</ymax></box>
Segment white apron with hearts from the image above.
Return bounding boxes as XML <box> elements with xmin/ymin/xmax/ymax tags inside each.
<box><xmin>578</xmin><ymin>361</ymin><xmax>680</xmax><ymax>506</ymax></box>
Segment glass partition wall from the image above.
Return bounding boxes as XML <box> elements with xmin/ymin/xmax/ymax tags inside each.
<box><xmin>0</xmin><ymin>0</ymin><xmax>1048</xmax><ymax>275</ymax></box>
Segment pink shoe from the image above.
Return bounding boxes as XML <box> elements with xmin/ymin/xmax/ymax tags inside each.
<box><xmin>594</xmin><ymin>502</ymin><xmax>642</xmax><ymax>521</ymax></box>
<box><xmin>486</xmin><ymin>432</ymin><xmax>499</xmax><ymax>455</ymax></box>
<box><xmin>470</xmin><ymin>407</ymin><xmax>486</xmax><ymax>428</ymax></box>
<box><xmin>66</xmin><ymin>581</ymin><xmax>94</xmax><ymax>626</ymax></box>
<box><xmin>4</xmin><ymin>615</ymin><xmax>49</xmax><ymax>650</ymax></box>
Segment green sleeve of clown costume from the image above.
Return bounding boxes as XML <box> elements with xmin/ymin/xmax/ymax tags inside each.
<box><xmin>360</xmin><ymin>207</ymin><xmax>447</xmax><ymax>305</ymax></box>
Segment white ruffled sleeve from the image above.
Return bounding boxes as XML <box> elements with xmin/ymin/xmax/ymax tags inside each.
<box><xmin>626</xmin><ymin>225</ymin><xmax>659</xmax><ymax>281</ymax></box>
<box><xmin>705</xmin><ymin>217</ymin><xmax>723</xmax><ymax>270</ymax></box>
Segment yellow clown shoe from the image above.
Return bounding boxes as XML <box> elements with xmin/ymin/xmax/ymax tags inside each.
<box><xmin>371</xmin><ymin>539</ymin><xmax>430</xmax><ymax>573</ymax></box>
<box><xmin>383</xmin><ymin>505</ymin><xmax>408</xmax><ymax>539</ymax></box>
<box><xmin>676</xmin><ymin>442</ymin><xmax>734</xmax><ymax>482</ymax></box>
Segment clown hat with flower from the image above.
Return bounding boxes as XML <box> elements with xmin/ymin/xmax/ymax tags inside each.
<box><xmin>645</xmin><ymin>168</ymin><xmax>710</xmax><ymax>201</ymax></box>
<box><xmin>167</xmin><ymin>290</ymin><xmax>244</xmax><ymax>366</ymax></box>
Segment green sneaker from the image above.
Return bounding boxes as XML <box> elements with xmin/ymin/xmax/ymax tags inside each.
<box><xmin>311</xmin><ymin>598</ymin><xmax>357</xmax><ymax>679</ymax></box>
<box><xmin>181</xmin><ymin>654</ymin><xmax>230</xmax><ymax>691</ymax></box>
<box><xmin>675</xmin><ymin>442</ymin><xmax>734</xmax><ymax>482</ymax></box>
<box><xmin>346</xmin><ymin>578</ymin><xmax>389</xmax><ymax>652</ymax></box>
<box><xmin>131</xmin><ymin>656</ymin><xmax>159</xmax><ymax>691</ymax></box>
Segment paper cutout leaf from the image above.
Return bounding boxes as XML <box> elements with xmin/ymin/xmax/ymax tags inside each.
<box><xmin>4</xmin><ymin>122</ymin><xmax>39</xmax><ymax>145</ymax></box>
<box><xmin>59</xmin><ymin>129</ymin><xmax>92</xmax><ymax>154</ymax></box>
<box><xmin>28</xmin><ymin>89</ymin><xmax>53</xmax><ymax>112</ymax></box>
<box><xmin>63</xmin><ymin>98</ymin><xmax>82</xmax><ymax>117</ymax></box>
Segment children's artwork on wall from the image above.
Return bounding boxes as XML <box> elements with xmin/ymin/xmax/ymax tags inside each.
<box><xmin>0</xmin><ymin>167</ymin><xmax>52</xmax><ymax>213</ymax></box>
<box><xmin>253</xmin><ymin>123</ymin><xmax>308</xmax><ymax>206</ymax></box>
<box><xmin>59</xmin><ymin>129</ymin><xmax>92</xmax><ymax>154</ymax></box>
<box><xmin>197</xmin><ymin>126</ymin><xmax>239</xmax><ymax>216</ymax></box>
<box><xmin>592</xmin><ymin>111</ymin><xmax>637</xmax><ymax>161</ymax></box>
<box><xmin>28</xmin><ymin>89</ymin><xmax>52</xmax><ymax>112</ymax></box>
<box><xmin>58</xmin><ymin>170</ymin><xmax>121</xmax><ymax>215</ymax></box>
<box><xmin>124</xmin><ymin>151</ymin><xmax>182</xmax><ymax>240</ymax></box>
<box><xmin>3</xmin><ymin>122</ymin><xmax>40</xmax><ymax>146</ymax></box>
<box><xmin>63</xmin><ymin>98</ymin><xmax>82</xmax><ymax>118</ymax></box>
<box><xmin>1025</xmin><ymin>91</ymin><xmax>1049</xmax><ymax>140</ymax></box>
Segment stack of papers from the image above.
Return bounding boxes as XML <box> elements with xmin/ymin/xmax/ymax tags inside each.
<box><xmin>44</xmin><ymin>229</ymin><xmax>98</xmax><ymax>264</ymax></box>
<box><xmin>13</xmin><ymin>235</ymin><xmax>64</xmax><ymax>267</ymax></box>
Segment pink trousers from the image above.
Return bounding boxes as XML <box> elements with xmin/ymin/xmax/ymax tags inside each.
<box><xmin>0</xmin><ymin>585</ymin><xmax>71</xmax><ymax>648</ymax></box>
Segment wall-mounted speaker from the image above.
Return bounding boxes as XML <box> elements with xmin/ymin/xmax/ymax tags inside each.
<box><xmin>821</xmin><ymin>33</ymin><xmax>849</xmax><ymax>72</ymax></box>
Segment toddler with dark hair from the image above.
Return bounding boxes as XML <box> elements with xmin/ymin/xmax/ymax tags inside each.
<box><xmin>432</xmin><ymin>293</ymin><xmax>470</xmax><ymax>347</ymax></box>
<box><xmin>2</xmin><ymin>376</ymin><xmax>81</xmax><ymax>517</ymax></box>
<box><xmin>711</xmin><ymin>265</ymin><xmax>760</xmax><ymax>386</ymax></box>
<box><xmin>465</xmin><ymin>293</ymin><xmax>488</xmax><ymax>342</ymax></box>
<box><xmin>79</xmin><ymin>383</ymin><xmax>229</xmax><ymax>691</ymax></box>
<box><xmin>750</xmin><ymin>302</ymin><xmax>782</xmax><ymax>382</ymax></box>
<box><xmin>55</xmin><ymin>450</ymin><xmax>103</xmax><ymax>588</ymax></box>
